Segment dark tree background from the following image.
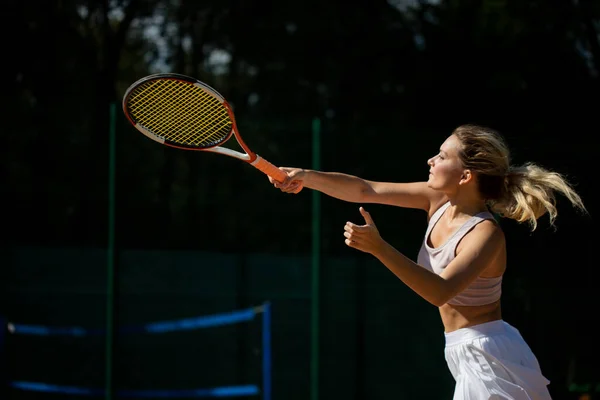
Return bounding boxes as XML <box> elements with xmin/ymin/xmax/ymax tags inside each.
<box><xmin>2</xmin><ymin>0</ymin><xmax>598</xmax><ymax>399</ymax></box>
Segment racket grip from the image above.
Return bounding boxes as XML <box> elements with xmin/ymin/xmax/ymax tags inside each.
<box><xmin>252</xmin><ymin>155</ymin><xmax>303</xmax><ymax>194</ymax></box>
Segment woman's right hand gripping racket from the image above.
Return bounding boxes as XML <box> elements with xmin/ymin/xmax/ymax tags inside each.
<box><xmin>122</xmin><ymin>73</ymin><xmax>302</xmax><ymax>192</ymax></box>
<box><xmin>268</xmin><ymin>167</ymin><xmax>305</xmax><ymax>194</ymax></box>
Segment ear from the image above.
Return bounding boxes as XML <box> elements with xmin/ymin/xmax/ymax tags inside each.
<box><xmin>459</xmin><ymin>169</ymin><xmax>473</xmax><ymax>185</ymax></box>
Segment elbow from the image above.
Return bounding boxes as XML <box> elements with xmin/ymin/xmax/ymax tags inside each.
<box><xmin>429</xmin><ymin>284</ymin><xmax>456</xmax><ymax>307</ymax></box>
<box><xmin>430</xmin><ymin>300</ymin><xmax>445</xmax><ymax>308</ymax></box>
<box><xmin>419</xmin><ymin>289</ymin><xmax>449</xmax><ymax>307</ymax></box>
<box><xmin>356</xmin><ymin>190</ymin><xmax>368</xmax><ymax>203</ymax></box>
<box><xmin>358</xmin><ymin>185</ymin><xmax>376</xmax><ymax>203</ymax></box>
<box><xmin>429</xmin><ymin>296</ymin><xmax>448</xmax><ymax>308</ymax></box>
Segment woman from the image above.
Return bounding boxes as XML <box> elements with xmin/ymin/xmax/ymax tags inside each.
<box><xmin>270</xmin><ymin>124</ymin><xmax>586</xmax><ymax>399</ymax></box>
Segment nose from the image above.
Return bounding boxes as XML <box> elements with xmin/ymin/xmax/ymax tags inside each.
<box><xmin>427</xmin><ymin>156</ymin><xmax>435</xmax><ymax>167</ymax></box>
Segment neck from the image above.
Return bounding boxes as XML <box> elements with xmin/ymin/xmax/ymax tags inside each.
<box><xmin>444</xmin><ymin>192</ymin><xmax>488</xmax><ymax>221</ymax></box>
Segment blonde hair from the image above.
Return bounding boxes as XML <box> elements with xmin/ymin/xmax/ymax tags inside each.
<box><xmin>452</xmin><ymin>124</ymin><xmax>587</xmax><ymax>231</ymax></box>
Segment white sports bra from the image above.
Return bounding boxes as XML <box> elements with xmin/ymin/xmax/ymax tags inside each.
<box><xmin>417</xmin><ymin>202</ymin><xmax>502</xmax><ymax>306</ymax></box>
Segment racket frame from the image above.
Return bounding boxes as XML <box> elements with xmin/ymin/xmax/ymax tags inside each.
<box><xmin>122</xmin><ymin>73</ymin><xmax>297</xmax><ymax>186</ymax></box>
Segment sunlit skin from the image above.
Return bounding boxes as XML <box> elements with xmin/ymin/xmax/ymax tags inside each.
<box><xmin>270</xmin><ymin>134</ymin><xmax>505</xmax><ymax>333</ymax></box>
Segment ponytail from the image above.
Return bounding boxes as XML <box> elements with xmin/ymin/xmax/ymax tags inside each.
<box><xmin>488</xmin><ymin>162</ymin><xmax>587</xmax><ymax>231</ymax></box>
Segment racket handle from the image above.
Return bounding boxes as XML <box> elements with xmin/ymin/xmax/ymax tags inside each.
<box><xmin>252</xmin><ymin>155</ymin><xmax>303</xmax><ymax>194</ymax></box>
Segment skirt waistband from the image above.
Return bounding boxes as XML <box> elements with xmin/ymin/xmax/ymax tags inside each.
<box><xmin>444</xmin><ymin>320</ymin><xmax>507</xmax><ymax>346</ymax></box>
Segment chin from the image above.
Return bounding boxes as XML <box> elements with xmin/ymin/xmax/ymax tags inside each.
<box><xmin>427</xmin><ymin>180</ymin><xmax>443</xmax><ymax>192</ymax></box>
<box><xmin>427</xmin><ymin>176</ymin><xmax>436</xmax><ymax>189</ymax></box>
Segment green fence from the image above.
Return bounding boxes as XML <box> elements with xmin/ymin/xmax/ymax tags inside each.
<box><xmin>3</xmin><ymin>246</ymin><xmax>453</xmax><ymax>400</ymax></box>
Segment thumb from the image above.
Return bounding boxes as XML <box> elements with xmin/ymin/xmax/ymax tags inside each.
<box><xmin>359</xmin><ymin>207</ymin><xmax>375</xmax><ymax>225</ymax></box>
<box><xmin>286</xmin><ymin>169</ymin><xmax>303</xmax><ymax>180</ymax></box>
<box><xmin>276</xmin><ymin>168</ymin><xmax>294</xmax><ymax>184</ymax></box>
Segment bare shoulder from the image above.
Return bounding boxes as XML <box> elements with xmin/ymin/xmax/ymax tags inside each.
<box><xmin>459</xmin><ymin>218</ymin><xmax>505</xmax><ymax>253</ymax></box>
<box><xmin>479</xmin><ymin>218</ymin><xmax>504</xmax><ymax>240</ymax></box>
<box><xmin>461</xmin><ymin>218</ymin><xmax>506</xmax><ymax>277</ymax></box>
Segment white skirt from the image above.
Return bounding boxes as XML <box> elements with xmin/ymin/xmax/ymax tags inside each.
<box><xmin>444</xmin><ymin>320</ymin><xmax>552</xmax><ymax>400</ymax></box>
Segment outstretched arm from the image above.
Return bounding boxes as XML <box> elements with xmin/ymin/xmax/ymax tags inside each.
<box><xmin>271</xmin><ymin>167</ymin><xmax>444</xmax><ymax>212</ymax></box>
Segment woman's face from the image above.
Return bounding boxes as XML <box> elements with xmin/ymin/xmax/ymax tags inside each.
<box><xmin>427</xmin><ymin>135</ymin><xmax>466</xmax><ymax>191</ymax></box>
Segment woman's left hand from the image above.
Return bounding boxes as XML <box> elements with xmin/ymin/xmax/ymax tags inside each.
<box><xmin>344</xmin><ymin>207</ymin><xmax>384</xmax><ymax>255</ymax></box>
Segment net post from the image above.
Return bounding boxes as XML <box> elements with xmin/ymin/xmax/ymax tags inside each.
<box><xmin>262</xmin><ymin>302</ymin><xmax>272</xmax><ymax>400</ymax></box>
<box><xmin>311</xmin><ymin>117</ymin><xmax>321</xmax><ymax>400</ymax></box>
<box><xmin>105</xmin><ymin>102</ymin><xmax>117</xmax><ymax>400</ymax></box>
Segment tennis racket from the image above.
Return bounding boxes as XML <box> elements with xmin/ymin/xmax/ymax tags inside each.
<box><xmin>122</xmin><ymin>73</ymin><xmax>302</xmax><ymax>191</ymax></box>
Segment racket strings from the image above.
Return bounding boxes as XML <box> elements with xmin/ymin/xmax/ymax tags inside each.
<box><xmin>139</xmin><ymin>80</ymin><xmax>228</xmax><ymax>145</ymax></box>
<box><xmin>127</xmin><ymin>79</ymin><xmax>232</xmax><ymax>147</ymax></box>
